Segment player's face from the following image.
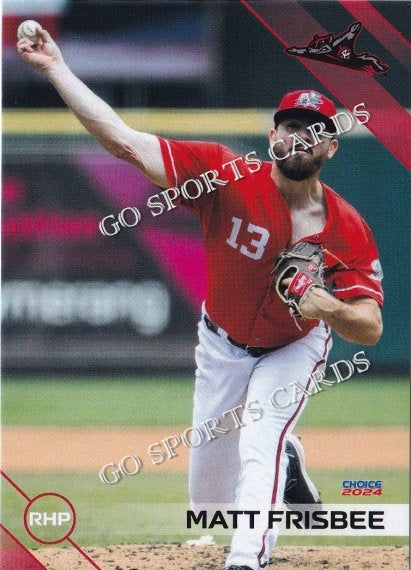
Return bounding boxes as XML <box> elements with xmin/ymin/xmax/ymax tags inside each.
<box><xmin>269</xmin><ymin>117</ymin><xmax>338</xmax><ymax>181</ymax></box>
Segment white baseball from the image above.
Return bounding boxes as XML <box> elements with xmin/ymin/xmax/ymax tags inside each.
<box><xmin>17</xmin><ymin>20</ymin><xmax>42</xmax><ymax>41</ymax></box>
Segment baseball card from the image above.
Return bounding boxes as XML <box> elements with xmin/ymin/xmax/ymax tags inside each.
<box><xmin>2</xmin><ymin>1</ymin><xmax>409</xmax><ymax>569</ymax></box>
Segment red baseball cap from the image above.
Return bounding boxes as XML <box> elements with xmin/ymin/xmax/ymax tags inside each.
<box><xmin>274</xmin><ymin>90</ymin><xmax>337</xmax><ymax>133</ymax></box>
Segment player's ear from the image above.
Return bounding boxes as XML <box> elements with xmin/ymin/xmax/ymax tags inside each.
<box><xmin>326</xmin><ymin>137</ymin><xmax>339</xmax><ymax>159</ymax></box>
<box><xmin>269</xmin><ymin>128</ymin><xmax>276</xmax><ymax>142</ymax></box>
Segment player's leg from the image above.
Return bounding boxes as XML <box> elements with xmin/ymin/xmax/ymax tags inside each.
<box><xmin>189</xmin><ymin>314</ymin><xmax>256</xmax><ymax>505</ymax></box>
<box><xmin>225</xmin><ymin>323</ymin><xmax>331</xmax><ymax>570</ymax></box>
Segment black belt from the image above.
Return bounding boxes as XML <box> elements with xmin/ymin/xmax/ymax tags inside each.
<box><xmin>203</xmin><ymin>314</ymin><xmax>277</xmax><ymax>358</ymax></box>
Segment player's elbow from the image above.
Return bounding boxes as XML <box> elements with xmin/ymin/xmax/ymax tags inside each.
<box><xmin>106</xmin><ymin>140</ymin><xmax>144</xmax><ymax>167</ymax></box>
<box><xmin>346</xmin><ymin>299</ymin><xmax>383</xmax><ymax>345</ymax></box>
<box><xmin>362</xmin><ymin>317</ymin><xmax>383</xmax><ymax>345</ymax></box>
<box><xmin>109</xmin><ymin>141</ymin><xmax>130</xmax><ymax>161</ymax></box>
<box><xmin>103</xmin><ymin>137</ymin><xmax>168</xmax><ymax>187</ymax></box>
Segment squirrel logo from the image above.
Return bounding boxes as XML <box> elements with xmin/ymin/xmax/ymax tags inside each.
<box><xmin>286</xmin><ymin>22</ymin><xmax>389</xmax><ymax>75</ymax></box>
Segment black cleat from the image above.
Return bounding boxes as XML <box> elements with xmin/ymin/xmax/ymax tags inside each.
<box><xmin>224</xmin><ymin>566</ymin><xmax>254</xmax><ymax>570</ymax></box>
<box><xmin>284</xmin><ymin>433</ymin><xmax>321</xmax><ymax>509</ymax></box>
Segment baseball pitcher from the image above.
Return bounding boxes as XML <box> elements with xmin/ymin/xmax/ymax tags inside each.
<box><xmin>18</xmin><ymin>28</ymin><xmax>383</xmax><ymax>570</ymax></box>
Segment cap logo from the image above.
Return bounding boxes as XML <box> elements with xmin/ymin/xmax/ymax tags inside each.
<box><xmin>295</xmin><ymin>91</ymin><xmax>322</xmax><ymax>110</ymax></box>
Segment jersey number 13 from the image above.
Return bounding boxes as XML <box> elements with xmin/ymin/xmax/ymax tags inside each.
<box><xmin>226</xmin><ymin>216</ymin><xmax>270</xmax><ymax>260</ymax></box>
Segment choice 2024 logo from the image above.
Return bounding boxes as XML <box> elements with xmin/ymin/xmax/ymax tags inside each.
<box><xmin>341</xmin><ymin>480</ymin><xmax>383</xmax><ymax>497</ymax></box>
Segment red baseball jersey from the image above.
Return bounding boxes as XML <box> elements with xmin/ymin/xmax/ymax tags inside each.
<box><xmin>159</xmin><ymin>138</ymin><xmax>384</xmax><ymax>348</ymax></box>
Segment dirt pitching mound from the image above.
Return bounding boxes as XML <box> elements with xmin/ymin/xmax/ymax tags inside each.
<box><xmin>32</xmin><ymin>544</ymin><xmax>409</xmax><ymax>569</ymax></box>
<box><xmin>3</xmin><ymin>426</ymin><xmax>409</xmax><ymax>472</ymax></box>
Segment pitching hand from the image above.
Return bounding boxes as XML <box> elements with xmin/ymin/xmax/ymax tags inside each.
<box><xmin>17</xmin><ymin>28</ymin><xmax>63</xmax><ymax>73</ymax></box>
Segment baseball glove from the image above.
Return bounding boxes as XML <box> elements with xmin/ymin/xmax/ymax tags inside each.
<box><xmin>273</xmin><ymin>241</ymin><xmax>325</xmax><ymax>318</ymax></box>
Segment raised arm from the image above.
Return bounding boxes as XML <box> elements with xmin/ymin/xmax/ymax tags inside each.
<box><xmin>17</xmin><ymin>27</ymin><xmax>169</xmax><ymax>188</ymax></box>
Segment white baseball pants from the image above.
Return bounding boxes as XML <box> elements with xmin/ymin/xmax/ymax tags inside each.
<box><xmin>189</xmin><ymin>308</ymin><xmax>331</xmax><ymax>569</ymax></box>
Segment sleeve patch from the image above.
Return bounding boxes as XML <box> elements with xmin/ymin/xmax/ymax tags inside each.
<box><xmin>369</xmin><ymin>259</ymin><xmax>383</xmax><ymax>281</ymax></box>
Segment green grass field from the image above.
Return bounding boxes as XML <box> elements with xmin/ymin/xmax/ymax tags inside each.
<box><xmin>2</xmin><ymin>375</ymin><xmax>409</xmax><ymax>428</ymax></box>
<box><xmin>1</xmin><ymin>375</ymin><xmax>409</xmax><ymax>548</ymax></box>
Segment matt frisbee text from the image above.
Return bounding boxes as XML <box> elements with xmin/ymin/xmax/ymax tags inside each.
<box><xmin>186</xmin><ymin>509</ymin><xmax>385</xmax><ymax>530</ymax></box>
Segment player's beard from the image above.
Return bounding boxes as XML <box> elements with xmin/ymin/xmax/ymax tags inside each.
<box><xmin>276</xmin><ymin>151</ymin><xmax>325</xmax><ymax>181</ymax></box>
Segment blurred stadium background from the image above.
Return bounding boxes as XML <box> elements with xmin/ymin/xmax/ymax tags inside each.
<box><xmin>2</xmin><ymin>0</ymin><xmax>409</xmax><ymax>560</ymax></box>
<box><xmin>2</xmin><ymin>0</ymin><xmax>409</xmax><ymax>374</ymax></box>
